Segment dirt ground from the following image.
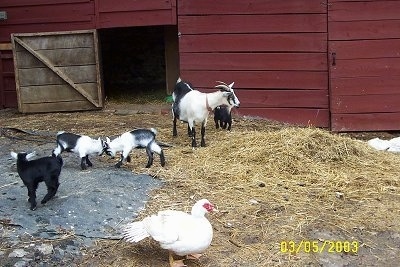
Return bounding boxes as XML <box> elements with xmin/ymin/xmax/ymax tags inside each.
<box><xmin>1</xmin><ymin>102</ymin><xmax>399</xmax><ymax>267</ymax></box>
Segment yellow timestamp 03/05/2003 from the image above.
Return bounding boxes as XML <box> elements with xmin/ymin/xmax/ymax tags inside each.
<box><xmin>280</xmin><ymin>240</ymin><xmax>359</xmax><ymax>254</ymax></box>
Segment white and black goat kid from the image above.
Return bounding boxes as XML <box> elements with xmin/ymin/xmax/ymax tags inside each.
<box><xmin>213</xmin><ymin>81</ymin><xmax>240</xmax><ymax>131</ymax></box>
<box><xmin>172</xmin><ymin>79</ymin><xmax>239</xmax><ymax>147</ymax></box>
<box><xmin>52</xmin><ymin>131</ymin><xmax>107</xmax><ymax>170</ymax></box>
<box><xmin>105</xmin><ymin>128</ymin><xmax>165</xmax><ymax>168</ymax></box>
<box><xmin>11</xmin><ymin>151</ymin><xmax>63</xmax><ymax>211</ymax></box>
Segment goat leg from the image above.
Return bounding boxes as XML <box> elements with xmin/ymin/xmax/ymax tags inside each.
<box><xmin>159</xmin><ymin>150</ymin><xmax>166</xmax><ymax>167</ymax></box>
<box><xmin>215</xmin><ymin>118</ymin><xmax>219</xmax><ymax>129</ymax></box>
<box><xmin>41</xmin><ymin>179</ymin><xmax>60</xmax><ymax>205</ymax></box>
<box><xmin>200</xmin><ymin>125</ymin><xmax>206</xmax><ymax>147</ymax></box>
<box><xmin>191</xmin><ymin>127</ymin><xmax>197</xmax><ymax>147</ymax></box>
<box><xmin>187</xmin><ymin>124</ymin><xmax>192</xmax><ymax>137</ymax></box>
<box><xmin>115</xmin><ymin>154</ymin><xmax>124</xmax><ymax>168</ymax></box>
<box><xmin>145</xmin><ymin>145</ymin><xmax>154</xmax><ymax>168</ymax></box>
<box><xmin>85</xmin><ymin>155</ymin><xmax>93</xmax><ymax>167</ymax></box>
<box><xmin>80</xmin><ymin>157</ymin><xmax>87</xmax><ymax>170</ymax></box>
<box><xmin>173</xmin><ymin>115</ymin><xmax>178</xmax><ymax>137</ymax></box>
<box><xmin>27</xmin><ymin>185</ymin><xmax>38</xmax><ymax>211</ymax></box>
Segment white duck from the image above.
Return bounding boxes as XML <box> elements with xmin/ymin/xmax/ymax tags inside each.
<box><xmin>123</xmin><ymin>199</ymin><xmax>216</xmax><ymax>267</ymax></box>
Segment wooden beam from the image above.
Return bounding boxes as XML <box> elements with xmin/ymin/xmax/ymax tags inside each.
<box><xmin>0</xmin><ymin>43</ymin><xmax>12</xmax><ymax>50</ymax></box>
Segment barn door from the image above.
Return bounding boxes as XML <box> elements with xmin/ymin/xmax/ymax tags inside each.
<box><xmin>11</xmin><ymin>30</ymin><xmax>103</xmax><ymax>113</ymax></box>
<box><xmin>328</xmin><ymin>1</ymin><xmax>400</xmax><ymax>131</ymax></box>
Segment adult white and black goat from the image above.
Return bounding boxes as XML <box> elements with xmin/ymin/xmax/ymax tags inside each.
<box><xmin>52</xmin><ymin>131</ymin><xmax>108</xmax><ymax>170</ymax></box>
<box><xmin>11</xmin><ymin>151</ymin><xmax>63</xmax><ymax>211</ymax></box>
<box><xmin>105</xmin><ymin>128</ymin><xmax>165</xmax><ymax>168</ymax></box>
<box><xmin>172</xmin><ymin>79</ymin><xmax>240</xmax><ymax>147</ymax></box>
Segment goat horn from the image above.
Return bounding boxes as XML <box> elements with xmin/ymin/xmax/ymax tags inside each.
<box><xmin>215</xmin><ymin>84</ymin><xmax>231</xmax><ymax>91</ymax></box>
<box><xmin>215</xmin><ymin>81</ymin><xmax>229</xmax><ymax>86</ymax></box>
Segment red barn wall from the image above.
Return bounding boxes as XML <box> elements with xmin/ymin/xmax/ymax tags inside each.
<box><xmin>328</xmin><ymin>0</ymin><xmax>400</xmax><ymax>131</ymax></box>
<box><xmin>177</xmin><ymin>0</ymin><xmax>330</xmax><ymax>127</ymax></box>
<box><xmin>96</xmin><ymin>0</ymin><xmax>176</xmax><ymax>28</ymax></box>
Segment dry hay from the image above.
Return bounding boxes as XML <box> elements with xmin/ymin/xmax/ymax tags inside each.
<box><xmin>1</xmin><ymin>107</ymin><xmax>400</xmax><ymax>266</ymax></box>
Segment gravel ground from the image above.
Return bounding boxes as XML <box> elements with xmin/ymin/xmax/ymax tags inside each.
<box><xmin>0</xmin><ymin>134</ymin><xmax>162</xmax><ymax>266</ymax></box>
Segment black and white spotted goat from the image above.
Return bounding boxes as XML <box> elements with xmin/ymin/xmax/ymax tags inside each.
<box><xmin>172</xmin><ymin>78</ymin><xmax>240</xmax><ymax>147</ymax></box>
<box><xmin>11</xmin><ymin>151</ymin><xmax>63</xmax><ymax>211</ymax></box>
<box><xmin>213</xmin><ymin>81</ymin><xmax>240</xmax><ymax>131</ymax></box>
<box><xmin>52</xmin><ymin>131</ymin><xmax>108</xmax><ymax>170</ymax></box>
<box><xmin>105</xmin><ymin>128</ymin><xmax>165</xmax><ymax>168</ymax></box>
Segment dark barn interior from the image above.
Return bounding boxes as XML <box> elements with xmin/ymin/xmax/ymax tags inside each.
<box><xmin>99</xmin><ymin>26</ymin><xmax>168</xmax><ymax>102</ymax></box>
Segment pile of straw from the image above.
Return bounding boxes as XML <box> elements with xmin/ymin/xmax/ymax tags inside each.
<box><xmin>2</xmin><ymin>108</ymin><xmax>399</xmax><ymax>266</ymax></box>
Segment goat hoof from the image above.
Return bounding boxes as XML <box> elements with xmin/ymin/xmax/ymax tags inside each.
<box><xmin>115</xmin><ymin>163</ymin><xmax>122</xmax><ymax>168</ymax></box>
<box><xmin>30</xmin><ymin>206</ymin><xmax>37</xmax><ymax>211</ymax></box>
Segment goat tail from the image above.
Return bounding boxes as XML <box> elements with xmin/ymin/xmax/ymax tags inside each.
<box><xmin>56</xmin><ymin>131</ymin><xmax>65</xmax><ymax>136</ymax></box>
<box><xmin>123</xmin><ymin>221</ymin><xmax>150</xmax><ymax>243</ymax></box>
<box><xmin>176</xmin><ymin>77</ymin><xmax>182</xmax><ymax>84</ymax></box>
<box><xmin>150</xmin><ymin>128</ymin><xmax>158</xmax><ymax>136</ymax></box>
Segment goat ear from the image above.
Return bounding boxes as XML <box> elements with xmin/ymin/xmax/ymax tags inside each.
<box><xmin>26</xmin><ymin>151</ymin><xmax>36</xmax><ymax>160</ymax></box>
<box><xmin>10</xmin><ymin>151</ymin><xmax>18</xmax><ymax>159</ymax></box>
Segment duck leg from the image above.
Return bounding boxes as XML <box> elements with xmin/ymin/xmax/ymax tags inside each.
<box><xmin>186</xmin><ymin>253</ymin><xmax>202</xmax><ymax>260</ymax></box>
<box><xmin>169</xmin><ymin>252</ymin><xmax>186</xmax><ymax>267</ymax></box>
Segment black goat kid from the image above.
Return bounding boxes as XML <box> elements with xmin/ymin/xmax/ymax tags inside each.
<box><xmin>11</xmin><ymin>151</ymin><xmax>63</xmax><ymax>211</ymax></box>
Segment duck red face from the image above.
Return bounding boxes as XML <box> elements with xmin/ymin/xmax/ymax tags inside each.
<box><xmin>203</xmin><ymin>202</ymin><xmax>215</xmax><ymax>212</ymax></box>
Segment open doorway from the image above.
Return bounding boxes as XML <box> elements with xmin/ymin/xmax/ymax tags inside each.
<box><xmin>99</xmin><ymin>26</ymin><xmax>178</xmax><ymax>103</ymax></box>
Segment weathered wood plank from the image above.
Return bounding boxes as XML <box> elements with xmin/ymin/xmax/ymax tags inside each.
<box><xmin>200</xmin><ymin>88</ymin><xmax>328</xmax><ymax>108</ymax></box>
<box><xmin>2</xmin><ymin>1</ymin><xmax>93</xmax><ymax>25</ymax></box>
<box><xmin>97</xmin><ymin>10</ymin><xmax>176</xmax><ymax>28</ymax></box>
<box><xmin>180</xmin><ymin>52</ymin><xmax>327</xmax><ymax>71</ymax></box>
<box><xmin>13</xmin><ymin>32</ymin><xmax>95</xmax><ymax>51</ymax></box>
<box><xmin>20</xmin><ymin>100</ymin><xmax>98</xmax><ymax>113</ymax></box>
<box><xmin>330</xmin><ymin>58</ymin><xmax>400</xmax><ymax>78</ymax></box>
<box><xmin>178</xmin><ymin>14</ymin><xmax>326</xmax><ymax>34</ymax></box>
<box><xmin>180</xmin><ymin>70</ymin><xmax>328</xmax><ymax>90</ymax></box>
<box><xmin>331</xmin><ymin>94</ymin><xmax>400</xmax><ymax>113</ymax></box>
<box><xmin>178</xmin><ymin>0</ymin><xmax>326</xmax><ymax>15</ymax></box>
<box><xmin>331</xmin><ymin>113</ymin><xmax>400</xmax><ymax>132</ymax></box>
<box><xmin>18</xmin><ymin>66</ymin><xmax>97</xmax><ymax>86</ymax></box>
<box><xmin>19</xmin><ymin>84</ymin><xmax>98</xmax><ymax>103</ymax></box>
<box><xmin>16</xmin><ymin>48</ymin><xmax>96</xmax><ymax>68</ymax></box>
<box><xmin>330</xmin><ymin>76</ymin><xmax>400</xmax><ymax>96</ymax></box>
<box><xmin>2</xmin><ymin>0</ymin><xmax>90</xmax><ymax>7</ymax></box>
<box><xmin>179</xmin><ymin>33</ymin><xmax>327</xmax><ymax>53</ymax></box>
<box><xmin>329</xmin><ymin>20</ymin><xmax>400</xmax><ymax>40</ymax></box>
<box><xmin>236</xmin><ymin>107</ymin><xmax>329</xmax><ymax>128</ymax></box>
<box><xmin>328</xmin><ymin>1</ymin><xmax>400</xmax><ymax>21</ymax></box>
<box><xmin>97</xmin><ymin>0</ymin><xmax>172</xmax><ymax>12</ymax></box>
<box><xmin>329</xmin><ymin>39</ymin><xmax>400</xmax><ymax>59</ymax></box>
<box><xmin>1</xmin><ymin>25</ymin><xmax>94</xmax><ymax>43</ymax></box>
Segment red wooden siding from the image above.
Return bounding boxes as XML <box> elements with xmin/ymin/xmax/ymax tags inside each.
<box><xmin>96</xmin><ymin>0</ymin><xmax>176</xmax><ymax>28</ymax></box>
<box><xmin>178</xmin><ymin>0</ymin><xmax>329</xmax><ymax>127</ymax></box>
<box><xmin>0</xmin><ymin>50</ymin><xmax>17</xmax><ymax>108</ymax></box>
<box><xmin>0</xmin><ymin>0</ymin><xmax>95</xmax><ymax>43</ymax></box>
<box><xmin>328</xmin><ymin>0</ymin><xmax>400</xmax><ymax>131</ymax></box>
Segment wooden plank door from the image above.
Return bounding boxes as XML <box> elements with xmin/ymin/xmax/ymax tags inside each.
<box><xmin>328</xmin><ymin>0</ymin><xmax>400</xmax><ymax>131</ymax></box>
<box><xmin>11</xmin><ymin>30</ymin><xmax>103</xmax><ymax>113</ymax></box>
